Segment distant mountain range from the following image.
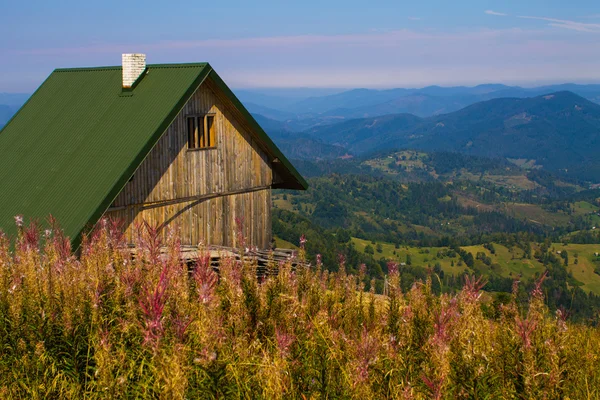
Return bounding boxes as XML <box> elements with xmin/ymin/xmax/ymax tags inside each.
<box><xmin>0</xmin><ymin>105</ymin><xmax>14</xmax><ymax>127</ymax></box>
<box><xmin>3</xmin><ymin>87</ymin><xmax>600</xmax><ymax>181</ymax></box>
<box><xmin>252</xmin><ymin>114</ymin><xmax>348</xmax><ymax>160</ymax></box>
<box><xmin>259</xmin><ymin>91</ymin><xmax>600</xmax><ymax>181</ymax></box>
<box><xmin>239</xmin><ymin>83</ymin><xmax>600</xmax><ymax>131</ymax></box>
<box><xmin>0</xmin><ymin>93</ymin><xmax>29</xmax><ymax>128</ymax></box>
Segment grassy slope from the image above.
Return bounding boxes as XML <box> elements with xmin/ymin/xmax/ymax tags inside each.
<box><xmin>363</xmin><ymin>150</ymin><xmax>429</xmax><ymax>175</ymax></box>
<box><xmin>273</xmin><ymin>197</ymin><xmax>295</xmax><ymax>211</ymax></box>
<box><xmin>573</xmin><ymin>201</ymin><xmax>600</xmax><ymax>226</ymax></box>
<box><xmin>349</xmin><ymin>238</ymin><xmax>600</xmax><ymax>295</ymax></box>
<box><xmin>351</xmin><ymin>237</ymin><xmax>471</xmax><ymax>275</ymax></box>
<box><xmin>574</xmin><ymin>201</ymin><xmax>599</xmax><ymax>213</ymax></box>
<box><xmin>273</xmin><ymin>236</ymin><xmax>298</xmax><ymax>249</ymax></box>
<box><xmin>505</xmin><ymin>203</ymin><xmax>571</xmax><ymax>226</ymax></box>
<box><xmin>558</xmin><ymin>243</ymin><xmax>600</xmax><ymax>294</ymax></box>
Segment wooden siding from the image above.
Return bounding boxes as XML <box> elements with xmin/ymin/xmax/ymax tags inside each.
<box><xmin>105</xmin><ymin>79</ymin><xmax>274</xmax><ymax>248</ymax></box>
<box><xmin>107</xmin><ymin>188</ymin><xmax>272</xmax><ymax>248</ymax></box>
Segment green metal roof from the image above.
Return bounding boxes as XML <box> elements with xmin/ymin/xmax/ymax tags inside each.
<box><xmin>0</xmin><ymin>62</ymin><xmax>307</xmax><ymax>246</ymax></box>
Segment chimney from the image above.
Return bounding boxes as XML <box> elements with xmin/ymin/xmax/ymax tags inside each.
<box><xmin>122</xmin><ymin>53</ymin><xmax>146</xmax><ymax>88</ymax></box>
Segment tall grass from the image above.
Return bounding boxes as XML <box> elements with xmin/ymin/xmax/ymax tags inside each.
<box><xmin>0</xmin><ymin>218</ymin><xmax>599</xmax><ymax>398</ymax></box>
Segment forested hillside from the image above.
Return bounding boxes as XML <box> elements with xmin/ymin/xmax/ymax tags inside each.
<box><xmin>272</xmin><ymin>150</ymin><xmax>600</xmax><ymax>321</ymax></box>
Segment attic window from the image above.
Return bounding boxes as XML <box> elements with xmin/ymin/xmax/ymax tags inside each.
<box><xmin>187</xmin><ymin>114</ymin><xmax>217</xmax><ymax>149</ymax></box>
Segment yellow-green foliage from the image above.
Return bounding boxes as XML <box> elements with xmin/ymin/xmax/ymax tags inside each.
<box><xmin>352</xmin><ymin>237</ymin><xmax>600</xmax><ymax>295</ymax></box>
<box><xmin>1</xmin><ymin>220</ymin><xmax>600</xmax><ymax>398</ymax></box>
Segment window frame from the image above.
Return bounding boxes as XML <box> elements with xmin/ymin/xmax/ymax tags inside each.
<box><xmin>186</xmin><ymin>113</ymin><xmax>217</xmax><ymax>151</ymax></box>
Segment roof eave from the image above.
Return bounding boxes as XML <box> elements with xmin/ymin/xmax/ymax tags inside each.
<box><xmin>206</xmin><ymin>70</ymin><xmax>308</xmax><ymax>191</ymax></box>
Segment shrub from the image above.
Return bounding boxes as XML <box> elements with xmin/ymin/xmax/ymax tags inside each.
<box><xmin>0</xmin><ymin>218</ymin><xmax>599</xmax><ymax>398</ymax></box>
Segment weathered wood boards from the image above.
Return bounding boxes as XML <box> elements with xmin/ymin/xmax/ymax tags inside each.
<box><xmin>106</xmin><ymin>79</ymin><xmax>274</xmax><ymax>248</ymax></box>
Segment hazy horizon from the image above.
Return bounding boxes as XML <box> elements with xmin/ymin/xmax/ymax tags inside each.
<box><xmin>6</xmin><ymin>81</ymin><xmax>600</xmax><ymax>98</ymax></box>
<box><xmin>2</xmin><ymin>1</ymin><xmax>600</xmax><ymax>92</ymax></box>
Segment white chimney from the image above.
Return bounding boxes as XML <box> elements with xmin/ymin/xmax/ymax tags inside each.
<box><xmin>122</xmin><ymin>53</ymin><xmax>146</xmax><ymax>88</ymax></box>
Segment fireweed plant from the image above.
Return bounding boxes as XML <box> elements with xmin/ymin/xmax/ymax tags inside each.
<box><xmin>0</xmin><ymin>218</ymin><xmax>599</xmax><ymax>398</ymax></box>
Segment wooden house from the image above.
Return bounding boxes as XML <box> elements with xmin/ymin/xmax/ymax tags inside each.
<box><xmin>0</xmin><ymin>54</ymin><xmax>307</xmax><ymax>248</ymax></box>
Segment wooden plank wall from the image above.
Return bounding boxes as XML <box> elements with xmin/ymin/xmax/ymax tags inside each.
<box><xmin>105</xmin><ymin>79</ymin><xmax>274</xmax><ymax>248</ymax></box>
<box><xmin>107</xmin><ymin>188</ymin><xmax>272</xmax><ymax>248</ymax></box>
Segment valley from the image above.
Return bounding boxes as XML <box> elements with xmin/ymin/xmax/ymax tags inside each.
<box><xmin>270</xmin><ymin>147</ymin><xmax>600</xmax><ymax>321</ymax></box>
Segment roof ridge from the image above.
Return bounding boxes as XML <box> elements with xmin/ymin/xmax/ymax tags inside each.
<box><xmin>55</xmin><ymin>62</ymin><xmax>209</xmax><ymax>73</ymax></box>
<box><xmin>55</xmin><ymin>66</ymin><xmax>121</xmax><ymax>72</ymax></box>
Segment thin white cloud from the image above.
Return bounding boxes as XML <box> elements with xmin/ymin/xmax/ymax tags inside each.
<box><xmin>12</xmin><ymin>30</ymin><xmax>453</xmax><ymax>56</ymax></box>
<box><xmin>5</xmin><ymin>27</ymin><xmax>600</xmax><ymax>90</ymax></box>
<box><xmin>485</xmin><ymin>10</ymin><xmax>508</xmax><ymax>16</ymax></box>
<box><xmin>519</xmin><ymin>15</ymin><xmax>600</xmax><ymax>33</ymax></box>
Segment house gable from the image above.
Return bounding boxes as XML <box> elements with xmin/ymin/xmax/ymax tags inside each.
<box><xmin>107</xmin><ymin>77</ymin><xmax>276</xmax><ymax>246</ymax></box>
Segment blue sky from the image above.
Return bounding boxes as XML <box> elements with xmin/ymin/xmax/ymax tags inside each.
<box><xmin>2</xmin><ymin>0</ymin><xmax>600</xmax><ymax>91</ymax></box>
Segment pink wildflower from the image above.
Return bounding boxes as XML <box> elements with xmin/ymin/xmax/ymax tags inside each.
<box><xmin>531</xmin><ymin>270</ymin><xmax>548</xmax><ymax>299</ymax></box>
<box><xmin>515</xmin><ymin>316</ymin><xmax>537</xmax><ymax>349</ymax></box>
<box><xmin>338</xmin><ymin>253</ymin><xmax>346</xmax><ymax>270</ymax></box>
<box><xmin>235</xmin><ymin>217</ymin><xmax>246</xmax><ymax>249</ymax></box>
<box><xmin>171</xmin><ymin>310</ymin><xmax>192</xmax><ymax>342</ymax></box>
<box><xmin>299</xmin><ymin>234</ymin><xmax>307</xmax><ymax>249</ymax></box>
<box><xmin>422</xmin><ymin>375</ymin><xmax>443</xmax><ymax>400</ymax></box>
<box><xmin>556</xmin><ymin>306</ymin><xmax>570</xmax><ymax>331</ymax></box>
<box><xmin>275</xmin><ymin>327</ymin><xmax>295</xmax><ymax>358</ymax></box>
<box><xmin>193</xmin><ymin>251</ymin><xmax>218</xmax><ymax>305</ymax></box>
<box><xmin>431</xmin><ymin>299</ymin><xmax>458</xmax><ymax>347</ymax></box>
<box><xmin>359</xmin><ymin>263</ymin><xmax>367</xmax><ymax>277</ymax></box>
<box><xmin>355</xmin><ymin>326</ymin><xmax>378</xmax><ymax>384</ymax></box>
<box><xmin>387</xmin><ymin>261</ymin><xmax>399</xmax><ymax>276</ymax></box>
<box><xmin>462</xmin><ymin>275</ymin><xmax>487</xmax><ymax>302</ymax></box>
<box><xmin>138</xmin><ymin>220</ymin><xmax>163</xmax><ymax>265</ymax></box>
<box><xmin>139</xmin><ymin>265</ymin><xmax>169</xmax><ymax>348</ymax></box>
<box><xmin>512</xmin><ymin>277</ymin><xmax>521</xmax><ymax>297</ymax></box>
